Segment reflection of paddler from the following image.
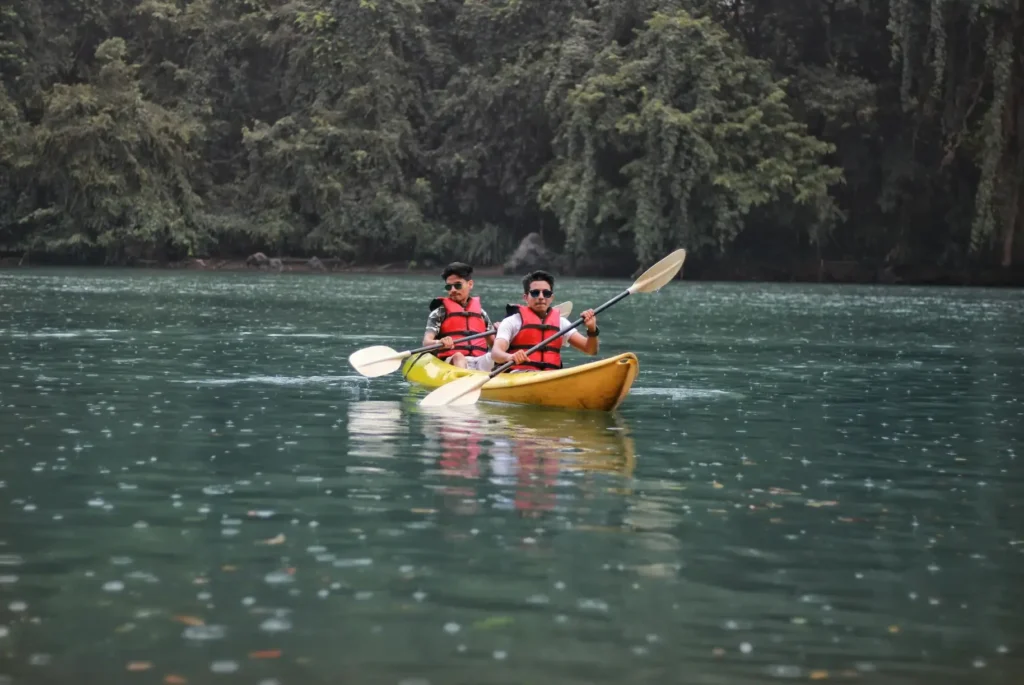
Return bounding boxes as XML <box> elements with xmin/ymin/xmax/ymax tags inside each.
<box><xmin>486</xmin><ymin>405</ymin><xmax>635</xmax><ymax>517</ymax></box>
<box><xmin>418</xmin><ymin>403</ymin><xmax>487</xmax><ymax>514</ymax></box>
<box><xmin>512</xmin><ymin>439</ymin><xmax>559</xmax><ymax>516</ymax></box>
<box><xmin>437</xmin><ymin>416</ymin><xmax>481</xmax><ymax>481</ymax></box>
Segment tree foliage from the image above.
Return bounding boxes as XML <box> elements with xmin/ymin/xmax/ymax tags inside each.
<box><xmin>0</xmin><ymin>0</ymin><xmax>1021</xmax><ymax>270</ymax></box>
<box><xmin>541</xmin><ymin>10</ymin><xmax>842</xmax><ymax>267</ymax></box>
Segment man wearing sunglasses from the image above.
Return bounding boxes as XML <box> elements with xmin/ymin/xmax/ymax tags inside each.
<box><xmin>423</xmin><ymin>262</ymin><xmax>496</xmax><ymax>370</ymax></box>
<box><xmin>491</xmin><ymin>270</ymin><xmax>598</xmax><ymax>372</ymax></box>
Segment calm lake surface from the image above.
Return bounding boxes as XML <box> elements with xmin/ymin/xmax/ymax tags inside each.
<box><xmin>0</xmin><ymin>269</ymin><xmax>1022</xmax><ymax>685</ymax></box>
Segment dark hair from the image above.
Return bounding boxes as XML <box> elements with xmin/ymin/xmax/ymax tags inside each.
<box><xmin>522</xmin><ymin>270</ymin><xmax>554</xmax><ymax>293</ymax></box>
<box><xmin>441</xmin><ymin>262</ymin><xmax>473</xmax><ymax>281</ymax></box>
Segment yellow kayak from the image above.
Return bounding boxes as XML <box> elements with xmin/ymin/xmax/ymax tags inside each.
<box><xmin>400</xmin><ymin>352</ymin><xmax>640</xmax><ymax>411</ymax></box>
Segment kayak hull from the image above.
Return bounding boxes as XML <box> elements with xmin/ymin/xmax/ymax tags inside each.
<box><xmin>401</xmin><ymin>352</ymin><xmax>639</xmax><ymax>412</ymax></box>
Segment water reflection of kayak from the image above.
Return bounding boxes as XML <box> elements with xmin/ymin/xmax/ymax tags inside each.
<box><xmin>345</xmin><ymin>400</ymin><xmax>636</xmax><ymax>477</ymax></box>
<box><xmin>400</xmin><ymin>351</ymin><xmax>640</xmax><ymax>411</ymax></box>
<box><xmin>416</xmin><ymin>401</ymin><xmax>636</xmax><ymax>478</ymax></box>
<box><xmin>418</xmin><ymin>401</ymin><xmax>636</xmax><ymax>518</ymax></box>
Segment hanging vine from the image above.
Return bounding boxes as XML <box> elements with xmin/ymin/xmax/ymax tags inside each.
<box><xmin>970</xmin><ymin>22</ymin><xmax>1014</xmax><ymax>253</ymax></box>
<box><xmin>888</xmin><ymin>0</ymin><xmax>1021</xmax><ymax>262</ymax></box>
<box><xmin>929</xmin><ymin>0</ymin><xmax>947</xmax><ymax>102</ymax></box>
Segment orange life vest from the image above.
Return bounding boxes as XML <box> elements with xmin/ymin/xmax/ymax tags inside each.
<box><xmin>506</xmin><ymin>304</ymin><xmax>563</xmax><ymax>371</ymax></box>
<box><xmin>431</xmin><ymin>296</ymin><xmax>488</xmax><ymax>359</ymax></box>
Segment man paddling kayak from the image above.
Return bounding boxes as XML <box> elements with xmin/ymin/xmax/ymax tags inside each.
<box><xmin>423</xmin><ymin>261</ymin><xmax>496</xmax><ymax>371</ymax></box>
<box><xmin>490</xmin><ymin>269</ymin><xmax>598</xmax><ymax>372</ymax></box>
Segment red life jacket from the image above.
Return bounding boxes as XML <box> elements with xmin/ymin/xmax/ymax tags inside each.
<box><xmin>506</xmin><ymin>304</ymin><xmax>563</xmax><ymax>371</ymax></box>
<box><xmin>431</xmin><ymin>296</ymin><xmax>488</xmax><ymax>359</ymax></box>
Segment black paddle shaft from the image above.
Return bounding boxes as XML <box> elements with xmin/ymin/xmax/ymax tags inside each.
<box><xmin>408</xmin><ymin>328</ymin><xmax>495</xmax><ymax>356</ymax></box>
<box><xmin>487</xmin><ymin>290</ymin><xmax>630</xmax><ymax>378</ymax></box>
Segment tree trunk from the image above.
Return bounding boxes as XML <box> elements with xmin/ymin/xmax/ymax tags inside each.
<box><xmin>1002</xmin><ymin>21</ymin><xmax>1023</xmax><ymax>268</ymax></box>
<box><xmin>1003</xmin><ymin>176</ymin><xmax>1020</xmax><ymax>267</ymax></box>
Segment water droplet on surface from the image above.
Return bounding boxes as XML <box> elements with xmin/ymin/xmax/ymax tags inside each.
<box><xmin>767</xmin><ymin>665</ymin><xmax>802</xmax><ymax>678</ymax></box>
<box><xmin>182</xmin><ymin>625</ymin><xmax>226</xmax><ymax>641</ymax></box>
<box><xmin>259</xmin><ymin>617</ymin><xmax>292</xmax><ymax>633</ymax></box>
<box><xmin>210</xmin><ymin>660</ymin><xmax>238</xmax><ymax>674</ymax></box>
<box><xmin>264</xmin><ymin>571</ymin><xmax>294</xmax><ymax>585</ymax></box>
<box><xmin>577</xmin><ymin>598</ymin><xmax>608</xmax><ymax>612</ymax></box>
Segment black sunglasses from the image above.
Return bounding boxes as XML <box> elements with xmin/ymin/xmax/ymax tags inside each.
<box><xmin>444</xmin><ymin>282</ymin><xmax>464</xmax><ymax>291</ymax></box>
<box><xmin>528</xmin><ymin>289</ymin><xmax>553</xmax><ymax>298</ymax></box>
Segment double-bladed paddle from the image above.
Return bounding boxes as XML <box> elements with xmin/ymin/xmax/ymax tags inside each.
<box><xmin>418</xmin><ymin>249</ymin><xmax>686</xmax><ymax>408</ymax></box>
<box><xmin>348</xmin><ymin>301</ymin><xmax>574</xmax><ymax>378</ymax></box>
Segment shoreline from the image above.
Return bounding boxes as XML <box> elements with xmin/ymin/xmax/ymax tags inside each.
<box><xmin>1</xmin><ymin>257</ymin><xmax>1022</xmax><ymax>287</ymax></box>
<box><xmin>0</xmin><ymin>257</ymin><xmax>507</xmax><ymax>277</ymax></box>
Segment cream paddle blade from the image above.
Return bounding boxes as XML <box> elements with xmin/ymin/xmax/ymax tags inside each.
<box><xmin>627</xmin><ymin>249</ymin><xmax>687</xmax><ymax>294</ymax></box>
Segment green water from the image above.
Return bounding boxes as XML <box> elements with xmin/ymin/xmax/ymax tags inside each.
<box><xmin>0</xmin><ymin>269</ymin><xmax>1022</xmax><ymax>685</ymax></box>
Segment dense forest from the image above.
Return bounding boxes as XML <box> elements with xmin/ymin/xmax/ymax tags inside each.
<box><xmin>0</xmin><ymin>0</ymin><xmax>1022</xmax><ymax>281</ymax></box>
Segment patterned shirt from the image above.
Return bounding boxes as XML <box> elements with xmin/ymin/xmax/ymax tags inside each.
<box><xmin>425</xmin><ymin>305</ymin><xmax>493</xmax><ymax>335</ymax></box>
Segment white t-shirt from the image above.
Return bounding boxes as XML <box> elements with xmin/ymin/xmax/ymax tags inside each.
<box><xmin>495</xmin><ymin>313</ymin><xmax>577</xmax><ymax>348</ymax></box>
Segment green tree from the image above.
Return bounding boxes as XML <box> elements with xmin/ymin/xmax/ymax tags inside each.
<box><xmin>13</xmin><ymin>38</ymin><xmax>205</xmax><ymax>262</ymax></box>
<box><xmin>540</xmin><ymin>10</ymin><xmax>842</xmax><ymax>268</ymax></box>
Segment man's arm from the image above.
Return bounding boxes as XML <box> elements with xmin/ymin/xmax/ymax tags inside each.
<box><xmin>566</xmin><ymin>310</ymin><xmax>599</xmax><ymax>355</ymax></box>
<box><xmin>490</xmin><ymin>316</ymin><xmax>528</xmax><ymax>365</ymax></box>
<box><xmin>423</xmin><ymin>308</ymin><xmax>453</xmax><ymax>349</ymax></box>
<box><xmin>567</xmin><ymin>331</ymin><xmax>598</xmax><ymax>354</ymax></box>
<box><xmin>491</xmin><ymin>336</ymin><xmax>512</xmax><ymax>364</ymax></box>
<box><xmin>482</xmin><ymin>310</ymin><xmax>496</xmax><ymax>348</ymax></box>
